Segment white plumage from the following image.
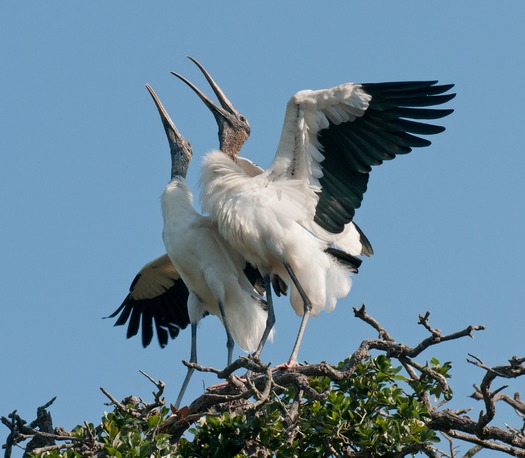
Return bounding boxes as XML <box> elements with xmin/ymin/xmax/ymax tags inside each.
<box><xmin>109</xmin><ymin>82</ymin><xmax>273</xmax><ymax>407</ymax></box>
<box><xmin>200</xmin><ymin>150</ymin><xmax>351</xmax><ymax>317</ymax></box>
<box><xmin>173</xmin><ymin>57</ymin><xmax>455</xmax><ymax>364</ymax></box>
<box><xmin>161</xmin><ymin>177</ymin><xmax>271</xmax><ymax>353</ymax></box>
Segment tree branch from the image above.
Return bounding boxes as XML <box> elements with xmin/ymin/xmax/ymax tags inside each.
<box><xmin>3</xmin><ymin>307</ymin><xmax>524</xmax><ymax>457</ymax></box>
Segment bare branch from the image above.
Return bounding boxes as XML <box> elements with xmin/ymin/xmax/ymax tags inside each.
<box><xmin>3</xmin><ymin>308</ymin><xmax>524</xmax><ymax>456</ymax></box>
<box><xmin>445</xmin><ymin>429</ymin><xmax>525</xmax><ymax>456</ymax></box>
<box><xmin>353</xmin><ymin>304</ymin><xmax>395</xmax><ymax>341</ymax></box>
<box><xmin>139</xmin><ymin>370</ymin><xmax>166</xmax><ymax>409</ymax></box>
<box><xmin>99</xmin><ymin>387</ymin><xmax>142</xmax><ymax>419</ymax></box>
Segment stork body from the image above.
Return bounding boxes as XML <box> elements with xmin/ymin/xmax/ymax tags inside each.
<box><xmin>109</xmin><ymin>83</ymin><xmax>273</xmax><ymax>407</ymax></box>
<box><xmin>173</xmin><ymin>58</ymin><xmax>455</xmax><ymax>364</ymax></box>
<box><xmin>199</xmin><ymin>149</ymin><xmax>357</xmax><ymax>364</ymax></box>
<box><xmin>147</xmin><ymin>82</ymin><xmax>273</xmax><ymax>361</ymax></box>
<box><xmin>161</xmin><ymin>176</ymin><xmax>270</xmax><ymax>355</ymax></box>
<box><xmin>200</xmin><ymin>152</ymin><xmax>352</xmax><ymax>318</ymax></box>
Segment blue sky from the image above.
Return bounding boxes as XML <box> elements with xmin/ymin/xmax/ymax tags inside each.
<box><xmin>1</xmin><ymin>2</ymin><xmax>524</xmax><ymax>456</ymax></box>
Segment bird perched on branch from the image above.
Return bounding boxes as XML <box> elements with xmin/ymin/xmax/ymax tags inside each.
<box><xmin>108</xmin><ymin>83</ymin><xmax>274</xmax><ymax>407</ymax></box>
<box><xmin>171</xmin><ymin>57</ymin><xmax>455</xmax><ymax>366</ymax></box>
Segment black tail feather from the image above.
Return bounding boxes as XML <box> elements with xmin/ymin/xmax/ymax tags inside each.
<box><xmin>325</xmin><ymin>247</ymin><xmax>362</xmax><ymax>273</ymax></box>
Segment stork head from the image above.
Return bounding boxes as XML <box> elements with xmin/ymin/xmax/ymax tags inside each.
<box><xmin>171</xmin><ymin>56</ymin><xmax>250</xmax><ymax>159</ymax></box>
<box><xmin>145</xmin><ymin>84</ymin><xmax>192</xmax><ymax>180</ymax></box>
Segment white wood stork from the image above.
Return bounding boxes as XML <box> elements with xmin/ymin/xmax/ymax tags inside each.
<box><xmin>172</xmin><ymin>57</ymin><xmax>455</xmax><ymax>365</ymax></box>
<box><xmin>108</xmin><ymin>84</ymin><xmax>274</xmax><ymax>407</ymax></box>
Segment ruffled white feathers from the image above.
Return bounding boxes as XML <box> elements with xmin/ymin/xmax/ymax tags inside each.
<box><xmin>162</xmin><ymin>178</ymin><xmax>272</xmax><ymax>353</ymax></box>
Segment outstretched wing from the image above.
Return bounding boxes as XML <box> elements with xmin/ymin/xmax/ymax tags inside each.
<box><xmin>267</xmin><ymin>81</ymin><xmax>455</xmax><ymax>234</ymax></box>
<box><xmin>107</xmin><ymin>254</ymin><xmax>190</xmax><ymax>348</ymax></box>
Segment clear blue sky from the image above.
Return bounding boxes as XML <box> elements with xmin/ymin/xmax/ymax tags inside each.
<box><xmin>1</xmin><ymin>2</ymin><xmax>524</xmax><ymax>456</ymax></box>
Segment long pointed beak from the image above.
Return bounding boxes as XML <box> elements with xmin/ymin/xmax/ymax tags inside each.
<box><xmin>170</xmin><ymin>57</ymin><xmax>250</xmax><ymax>157</ymax></box>
<box><xmin>145</xmin><ymin>83</ymin><xmax>191</xmax><ymax>157</ymax></box>
<box><xmin>170</xmin><ymin>57</ymin><xmax>249</xmax><ymax>131</ymax></box>
<box><xmin>187</xmin><ymin>56</ymin><xmax>238</xmax><ymax>115</ymax></box>
<box><xmin>146</xmin><ymin>83</ymin><xmax>181</xmax><ymax>145</ymax></box>
<box><xmin>170</xmin><ymin>70</ymin><xmax>230</xmax><ymax>122</ymax></box>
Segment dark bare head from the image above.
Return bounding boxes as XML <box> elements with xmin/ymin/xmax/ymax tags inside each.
<box><xmin>171</xmin><ymin>56</ymin><xmax>250</xmax><ymax>159</ymax></box>
<box><xmin>145</xmin><ymin>84</ymin><xmax>192</xmax><ymax>179</ymax></box>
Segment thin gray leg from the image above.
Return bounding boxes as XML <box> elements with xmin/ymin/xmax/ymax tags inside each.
<box><xmin>253</xmin><ymin>273</ymin><xmax>276</xmax><ymax>358</ymax></box>
<box><xmin>218</xmin><ymin>300</ymin><xmax>234</xmax><ymax>366</ymax></box>
<box><xmin>174</xmin><ymin>323</ymin><xmax>197</xmax><ymax>409</ymax></box>
<box><xmin>283</xmin><ymin>262</ymin><xmax>312</xmax><ymax>364</ymax></box>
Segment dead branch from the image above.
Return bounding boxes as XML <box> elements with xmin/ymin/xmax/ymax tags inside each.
<box><xmin>2</xmin><ymin>307</ymin><xmax>524</xmax><ymax>457</ymax></box>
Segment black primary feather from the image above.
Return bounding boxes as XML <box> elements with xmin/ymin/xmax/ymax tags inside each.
<box><xmin>315</xmin><ymin>81</ymin><xmax>455</xmax><ymax>234</ymax></box>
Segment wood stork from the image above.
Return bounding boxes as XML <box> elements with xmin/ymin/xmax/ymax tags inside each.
<box><xmin>108</xmin><ymin>83</ymin><xmax>274</xmax><ymax>407</ymax></box>
<box><xmin>172</xmin><ymin>57</ymin><xmax>455</xmax><ymax>365</ymax></box>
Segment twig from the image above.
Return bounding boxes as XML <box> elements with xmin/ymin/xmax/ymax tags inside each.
<box><xmin>139</xmin><ymin>370</ymin><xmax>166</xmax><ymax>407</ymax></box>
<box><xmin>353</xmin><ymin>304</ymin><xmax>395</xmax><ymax>341</ymax></box>
<box><xmin>418</xmin><ymin>311</ymin><xmax>441</xmax><ymax>336</ymax></box>
<box><xmin>31</xmin><ymin>441</ymin><xmax>77</xmax><ymax>455</ymax></box>
<box><xmin>99</xmin><ymin>387</ymin><xmax>142</xmax><ymax>419</ymax></box>
<box><xmin>445</xmin><ymin>429</ymin><xmax>525</xmax><ymax>457</ymax></box>
<box><xmin>409</xmin><ymin>325</ymin><xmax>485</xmax><ymax>358</ymax></box>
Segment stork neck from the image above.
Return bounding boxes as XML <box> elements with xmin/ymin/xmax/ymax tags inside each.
<box><xmin>170</xmin><ymin>152</ymin><xmax>190</xmax><ymax>179</ymax></box>
<box><xmin>219</xmin><ymin>130</ymin><xmax>244</xmax><ymax>160</ymax></box>
<box><xmin>220</xmin><ymin>144</ymin><xmax>240</xmax><ymax>161</ymax></box>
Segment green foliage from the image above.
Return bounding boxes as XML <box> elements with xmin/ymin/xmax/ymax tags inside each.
<box><xmin>409</xmin><ymin>357</ymin><xmax>453</xmax><ymax>404</ymax></box>
<box><xmin>33</xmin><ymin>355</ymin><xmax>452</xmax><ymax>457</ymax></box>
<box><xmin>36</xmin><ymin>403</ymin><xmax>178</xmax><ymax>458</ymax></box>
<box><xmin>100</xmin><ymin>406</ymin><xmax>175</xmax><ymax>457</ymax></box>
<box><xmin>176</xmin><ymin>355</ymin><xmax>446</xmax><ymax>457</ymax></box>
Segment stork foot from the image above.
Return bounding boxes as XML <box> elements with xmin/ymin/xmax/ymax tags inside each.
<box><xmin>271</xmin><ymin>358</ymin><xmax>300</xmax><ymax>371</ymax></box>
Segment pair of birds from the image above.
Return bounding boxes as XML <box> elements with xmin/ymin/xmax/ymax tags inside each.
<box><xmin>109</xmin><ymin>57</ymin><xmax>455</xmax><ymax>408</ymax></box>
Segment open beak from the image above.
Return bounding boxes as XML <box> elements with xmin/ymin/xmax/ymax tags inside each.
<box><xmin>170</xmin><ymin>56</ymin><xmax>249</xmax><ymax>132</ymax></box>
<box><xmin>145</xmin><ymin>83</ymin><xmax>192</xmax><ymax>158</ymax></box>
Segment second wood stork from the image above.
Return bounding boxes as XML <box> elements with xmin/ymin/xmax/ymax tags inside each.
<box><xmin>172</xmin><ymin>58</ymin><xmax>455</xmax><ymax>366</ymax></box>
<box><xmin>109</xmin><ymin>83</ymin><xmax>274</xmax><ymax>407</ymax></box>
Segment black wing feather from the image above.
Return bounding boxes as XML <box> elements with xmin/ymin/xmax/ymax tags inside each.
<box><xmin>315</xmin><ymin>81</ymin><xmax>455</xmax><ymax>234</ymax></box>
<box><xmin>243</xmin><ymin>262</ymin><xmax>288</xmax><ymax>297</ymax></box>
<box><xmin>107</xmin><ymin>265</ymin><xmax>190</xmax><ymax>349</ymax></box>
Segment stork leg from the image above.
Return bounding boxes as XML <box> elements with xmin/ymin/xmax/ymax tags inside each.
<box><xmin>174</xmin><ymin>323</ymin><xmax>198</xmax><ymax>409</ymax></box>
<box><xmin>218</xmin><ymin>300</ymin><xmax>234</xmax><ymax>366</ymax></box>
<box><xmin>283</xmin><ymin>262</ymin><xmax>312</xmax><ymax>366</ymax></box>
<box><xmin>253</xmin><ymin>274</ymin><xmax>276</xmax><ymax>359</ymax></box>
